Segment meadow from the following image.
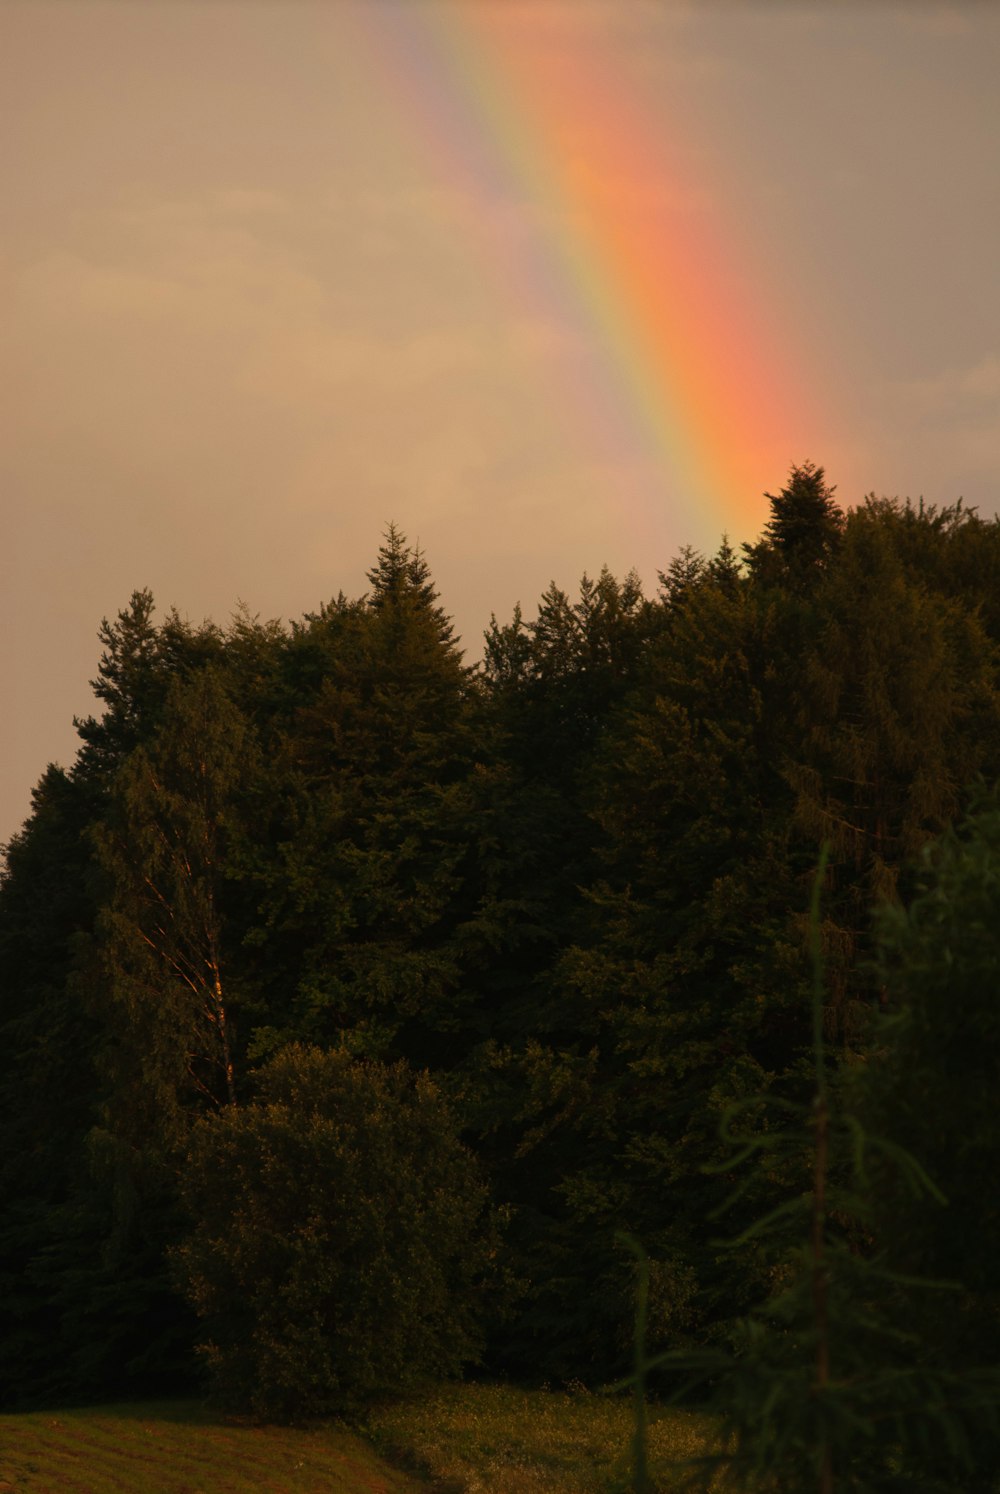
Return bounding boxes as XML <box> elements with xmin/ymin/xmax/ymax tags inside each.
<box><xmin>0</xmin><ymin>1397</ymin><xmax>421</xmax><ymax>1494</ymax></box>
<box><xmin>0</xmin><ymin>1385</ymin><xmax>717</xmax><ymax>1493</ymax></box>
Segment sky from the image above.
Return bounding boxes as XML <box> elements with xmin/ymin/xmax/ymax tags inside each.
<box><xmin>3</xmin><ymin>0</ymin><xmax>999</xmax><ymax>847</ymax></box>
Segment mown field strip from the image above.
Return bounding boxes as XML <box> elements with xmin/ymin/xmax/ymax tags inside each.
<box><xmin>0</xmin><ymin>1400</ymin><xmax>427</xmax><ymax>1494</ymax></box>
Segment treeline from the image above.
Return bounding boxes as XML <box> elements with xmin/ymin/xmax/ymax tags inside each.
<box><xmin>2</xmin><ymin>465</ymin><xmax>1000</xmax><ymax>1419</ymax></box>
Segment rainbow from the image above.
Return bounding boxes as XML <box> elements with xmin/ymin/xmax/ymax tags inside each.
<box><xmin>350</xmin><ymin>2</ymin><xmax>821</xmax><ymax>555</ymax></box>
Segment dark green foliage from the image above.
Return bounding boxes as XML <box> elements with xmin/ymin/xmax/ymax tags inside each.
<box><xmin>242</xmin><ymin>530</ymin><xmax>481</xmax><ymax>1064</ymax></box>
<box><xmin>174</xmin><ymin>1045</ymin><xmax>495</xmax><ymax>1420</ymax></box>
<box><xmin>367</xmin><ymin>520</ymin><xmax>457</xmax><ymax>650</ymax></box>
<box><xmin>489</xmin><ymin>571</ymin><xmax>811</xmax><ymax>1372</ymax></box>
<box><xmin>784</xmin><ymin>502</ymin><xmax>1000</xmax><ymax>969</ymax></box>
<box><xmin>483</xmin><ymin>565</ymin><xmax>653</xmax><ymax>773</ymax></box>
<box><xmin>0</xmin><ymin>603</ymin><xmax>264</xmax><ymax>1407</ymax></box>
<box><xmin>0</xmin><ymin>767</ymin><xmax>98</xmax><ymax>1195</ymax></box>
<box><xmin>90</xmin><ymin>666</ymin><xmax>258</xmax><ymax>1151</ymax></box>
<box><xmin>623</xmin><ymin>852</ymin><xmax>1000</xmax><ymax>1493</ymax></box>
<box><xmin>744</xmin><ymin>461</ymin><xmax>844</xmax><ymax>581</ymax></box>
<box><xmin>4</xmin><ymin>478</ymin><xmax>1000</xmax><ymax>1412</ymax></box>
<box><xmin>860</xmin><ymin>787</ymin><xmax>1000</xmax><ymax>1391</ymax></box>
<box><xmin>0</xmin><ymin>766</ymin><xmax>104</xmax><ymax>1404</ymax></box>
<box><xmin>470</xmin><ymin>567</ymin><xmax>662</xmax><ymax>1371</ymax></box>
<box><xmin>0</xmin><ymin>763</ymin><xmax>196</xmax><ymax>1405</ymax></box>
<box><xmin>465</xmin><ymin>485</ymin><xmax>1000</xmax><ymax>1381</ymax></box>
<box><xmin>74</xmin><ymin>590</ymin><xmax>224</xmax><ymax>788</ymax></box>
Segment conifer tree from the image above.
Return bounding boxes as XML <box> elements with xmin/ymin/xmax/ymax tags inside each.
<box><xmin>625</xmin><ymin>851</ymin><xmax>1000</xmax><ymax>1494</ymax></box>
<box><xmin>782</xmin><ymin>501</ymin><xmax>1000</xmax><ymax>1025</ymax></box>
<box><xmin>0</xmin><ymin>599</ymin><xmax>235</xmax><ymax>1405</ymax></box>
<box><xmin>744</xmin><ymin>462</ymin><xmax>843</xmax><ymax>581</ymax></box>
<box><xmin>74</xmin><ymin>591</ymin><xmax>224</xmax><ymax>787</ymax></box>
<box><xmin>73</xmin><ymin>589</ymin><xmax>162</xmax><ymax>780</ymax></box>
<box><xmin>0</xmin><ymin>767</ymin><xmax>106</xmax><ymax>1404</ymax></box>
<box><xmin>367</xmin><ymin>521</ymin><xmax>457</xmax><ymax>648</ymax></box>
<box><xmin>501</xmin><ymin>566</ymin><xmax>808</xmax><ymax>1375</ymax></box>
<box><xmin>245</xmin><ymin>529</ymin><xmax>478</xmax><ymax>1065</ymax></box>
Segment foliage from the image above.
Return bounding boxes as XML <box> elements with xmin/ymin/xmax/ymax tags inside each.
<box><xmin>864</xmin><ymin>786</ymin><xmax>1000</xmax><ymax>1283</ymax></box>
<box><xmin>0</xmin><ymin>764</ymin><xmax>146</xmax><ymax>1406</ymax></box>
<box><xmin>487</xmin><ymin>565</ymin><xmax>812</xmax><ymax>1374</ymax></box>
<box><xmin>91</xmin><ymin>666</ymin><xmax>258</xmax><ymax>1152</ymax></box>
<box><xmin>239</xmin><ymin>526</ymin><xmax>481</xmax><ymax>1065</ymax></box>
<box><xmin>744</xmin><ymin>462</ymin><xmax>843</xmax><ymax>581</ymax></box>
<box><xmin>856</xmin><ymin>786</ymin><xmax>1000</xmax><ymax>1478</ymax></box>
<box><xmin>620</xmin><ymin>849</ymin><xmax>1000</xmax><ymax>1493</ymax></box>
<box><xmin>174</xmin><ymin>1044</ymin><xmax>496</xmax><ymax>1419</ymax></box>
<box><xmin>74</xmin><ymin>589</ymin><xmax>224</xmax><ymax>789</ymax></box>
<box><xmin>4</xmin><ymin>482</ymin><xmax>1000</xmax><ymax>1409</ymax></box>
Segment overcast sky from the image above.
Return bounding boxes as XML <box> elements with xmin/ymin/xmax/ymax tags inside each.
<box><xmin>3</xmin><ymin>0</ymin><xmax>999</xmax><ymax>846</ymax></box>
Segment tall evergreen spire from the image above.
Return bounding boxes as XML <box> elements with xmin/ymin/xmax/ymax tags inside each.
<box><xmin>745</xmin><ymin>462</ymin><xmax>843</xmax><ymax>580</ymax></box>
<box><xmin>366</xmin><ymin>523</ymin><xmax>457</xmax><ymax>648</ymax></box>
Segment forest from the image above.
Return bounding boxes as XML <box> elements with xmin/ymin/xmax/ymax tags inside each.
<box><xmin>2</xmin><ymin>465</ymin><xmax>1000</xmax><ymax>1488</ymax></box>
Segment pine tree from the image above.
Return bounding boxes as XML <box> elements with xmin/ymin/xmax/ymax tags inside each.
<box><xmin>744</xmin><ymin>462</ymin><xmax>843</xmax><ymax>582</ymax></box>
<box><xmin>367</xmin><ymin>521</ymin><xmax>457</xmax><ymax>649</ymax></box>
<box><xmin>243</xmin><ymin>531</ymin><xmax>478</xmax><ymax>1065</ymax></box>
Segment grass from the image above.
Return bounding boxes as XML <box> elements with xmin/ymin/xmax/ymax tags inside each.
<box><xmin>0</xmin><ymin>1399</ymin><xmax>427</xmax><ymax>1493</ymax></box>
<box><xmin>0</xmin><ymin>1384</ymin><xmax>721</xmax><ymax>1492</ymax></box>
<box><xmin>364</xmin><ymin>1381</ymin><xmax>720</xmax><ymax>1494</ymax></box>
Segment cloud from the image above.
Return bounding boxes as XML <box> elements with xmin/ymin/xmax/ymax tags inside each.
<box><xmin>215</xmin><ymin>188</ymin><xmax>291</xmax><ymax>216</ymax></box>
<box><xmin>4</xmin><ymin>173</ymin><xmax>611</xmax><ymax>608</ymax></box>
<box><xmin>888</xmin><ymin>354</ymin><xmax>1000</xmax><ymax>419</ymax></box>
<box><xmin>867</xmin><ymin>355</ymin><xmax>1000</xmax><ymax>493</ymax></box>
<box><xmin>472</xmin><ymin>0</ymin><xmax>686</xmax><ymax>43</ymax></box>
<box><xmin>885</xmin><ymin>4</ymin><xmax>975</xmax><ymax>39</ymax></box>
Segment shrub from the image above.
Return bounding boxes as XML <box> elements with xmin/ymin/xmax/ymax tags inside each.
<box><xmin>174</xmin><ymin>1044</ymin><xmax>494</xmax><ymax>1419</ymax></box>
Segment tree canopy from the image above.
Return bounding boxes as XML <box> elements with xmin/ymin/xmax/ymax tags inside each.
<box><xmin>2</xmin><ymin>488</ymin><xmax>999</xmax><ymax>1436</ymax></box>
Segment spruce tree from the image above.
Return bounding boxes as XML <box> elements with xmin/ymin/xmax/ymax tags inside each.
<box><xmin>245</xmin><ymin>529</ymin><xmax>478</xmax><ymax>1066</ymax></box>
<box><xmin>744</xmin><ymin>462</ymin><xmax>843</xmax><ymax>581</ymax></box>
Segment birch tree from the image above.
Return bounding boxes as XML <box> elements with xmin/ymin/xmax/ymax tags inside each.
<box><xmin>94</xmin><ymin>666</ymin><xmax>255</xmax><ymax>1152</ymax></box>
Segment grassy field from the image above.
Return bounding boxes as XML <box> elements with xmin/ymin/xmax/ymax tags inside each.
<box><xmin>366</xmin><ymin>1382</ymin><xmax>718</xmax><ymax>1493</ymax></box>
<box><xmin>0</xmin><ymin>1385</ymin><xmax>719</xmax><ymax>1492</ymax></box>
<box><xmin>0</xmin><ymin>1399</ymin><xmax>426</xmax><ymax>1493</ymax></box>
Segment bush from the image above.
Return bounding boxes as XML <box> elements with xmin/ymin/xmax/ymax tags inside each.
<box><xmin>174</xmin><ymin>1044</ymin><xmax>495</xmax><ymax>1419</ymax></box>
